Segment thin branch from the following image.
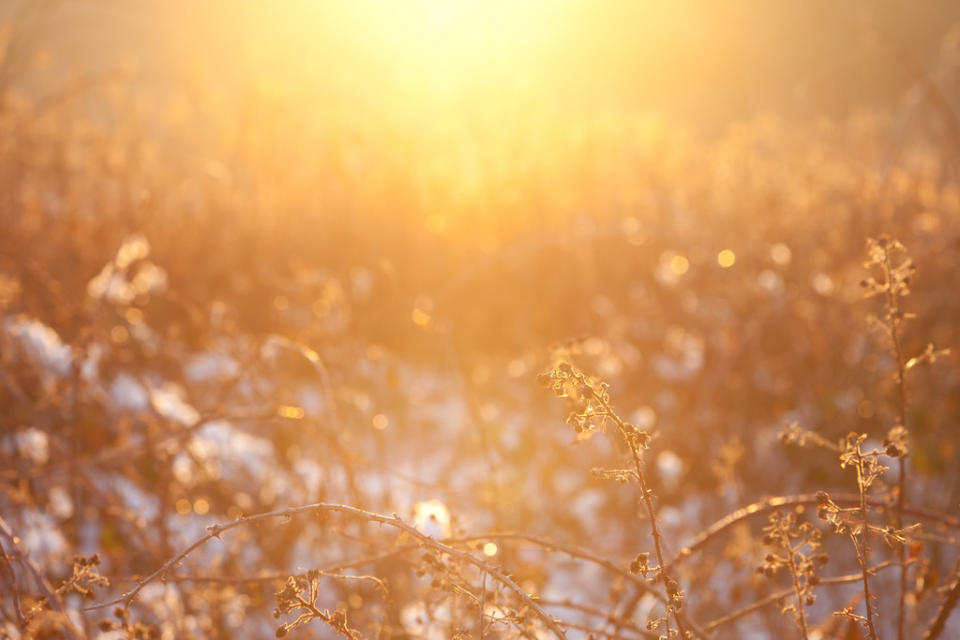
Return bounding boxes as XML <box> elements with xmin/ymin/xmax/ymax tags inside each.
<box><xmin>451</xmin><ymin>533</ymin><xmax>665</xmax><ymax>599</ymax></box>
<box><xmin>112</xmin><ymin>570</ymin><xmax>385</xmax><ymax>591</ymax></box>
<box><xmin>108</xmin><ymin>530</ymin><xmax>674</xmax><ymax>603</ymax></box>
<box><xmin>84</xmin><ymin>502</ymin><xmax>569</xmax><ymax>640</ymax></box>
<box><xmin>665</xmin><ymin>493</ymin><xmax>959</xmax><ymax>571</ymax></box>
<box><xmin>924</xmin><ymin>565</ymin><xmax>960</xmax><ymax>640</ymax></box>
<box><xmin>539</xmin><ymin>598</ymin><xmax>658</xmax><ymax>639</ymax></box>
<box><xmin>554</xmin><ymin>616</ymin><xmax>653</xmax><ymax>640</ymax></box>
<box><xmin>0</xmin><ymin>515</ymin><xmax>80</xmax><ymax>640</ymax></box>
<box><xmin>879</xmin><ymin>239</ymin><xmax>911</xmax><ymax>640</ymax></box>
<box><xmin>0</xmin><ymin>541</ymin><xmax>27</xmax><ymax>629</ymax></box>
<box><xmin>853</xmin><ymin>454</ymin><xmax>880</xmax><ymax>640</ymax></box>
<box><xmin>589</xmin><ymin>388</ymin><xmax>690</xmax><ymax>639</ymax></box>
<box><xmin>706</xmin><ymin>560</ymin><xmax>901</xmax><ymax>633</ymax></box>
<box><xmin>778</xmin><ymin>528</ymin><xmax>810</xmax><ymax>639</ymax></box>
<box><xmin>479</xmin><ymin>569</ymin><xmax>487</xmax><ymax>639</ymax></box>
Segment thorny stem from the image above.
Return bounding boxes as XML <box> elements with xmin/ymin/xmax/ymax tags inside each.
<box><xmin>591</xmin><ymin>390</ymin><xmax>689</xmax><ymax>639</ymax></box>
<box><xmin>881</xmin><ymin>246</ymin><xmax>909</xmax><ymax>640</ymax></box>
<box><xmin>84</xmin><ymin>502</ymin><xmax>569</xmax><ymax>640</ymax></box>
<box><xmin>115</xmin><ymin>532</ymin><xmax>666</xmax><ymax>597</ymax></box>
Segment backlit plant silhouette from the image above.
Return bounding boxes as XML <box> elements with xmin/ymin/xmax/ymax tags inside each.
<box><xmin>3</xmin><ymin>3</ymin><xmax>960</xmax><ymax>640</ymax></box>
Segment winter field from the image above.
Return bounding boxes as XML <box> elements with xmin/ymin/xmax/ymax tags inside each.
<box><xmin>2</xmin><ymin>2</ymin><xmax>960</xmax><ymax>639</ymax></box>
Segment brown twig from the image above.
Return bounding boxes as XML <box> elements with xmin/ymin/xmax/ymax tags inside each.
<box><xmin>0</xmin><ymin>515</ymin><xmax>80</xmax><ymax>640</ymax></box>
<box><xmin>776</xmin><ymin>523</ymin><xmax>810</xmax><ymax>639</ymax></box>
<box><xmin>538</xmin><ymin>598</ymin><xmax>658</xmax><ymax>639</ymax></box>
<box><xmin>85</xmin><ymin>502</ymin><xmax>569</xmax><ymax>639</ymax></box>
<box><xmin>880</xmin><ymin>241</ymin><xmax>910</xmax><ymax>640</ymax></box>
<box><xmin>852</xmin><ymin>445</ymin><xmax>880</xmax><ymax>640</ymax></box>
<box><xmin>0</xmin><ymin>539</ymin><xmax>27</xmax><ymax>629</ymax></box>
<box><xmin>705</xmin><ymin>560</ymin><xmax>901</xmax><ymax>633</ymax></box>
<box><xmin>588</xmin><ymin>388</ymin><xmax>690</xmax><ymax>639</ymax></box>
<box><xmin>111</xmin><ymin>569</ymin><xmax>385</xmax><ymax>590</ymax></box>
<box><xmin>923</xmin><ymin>564</ymin><xmax>960</xmax><ymax>640</ymax></box>
<box><xmin>665</xmin><ymin>493</ymin><xmax>960</xmax><ymax>571</ymax></box>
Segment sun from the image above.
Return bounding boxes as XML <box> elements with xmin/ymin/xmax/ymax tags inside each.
<box><xmin>342</xmin><ymin>0</ymin><xmax>561</xmax><ymax>82</ymax></box>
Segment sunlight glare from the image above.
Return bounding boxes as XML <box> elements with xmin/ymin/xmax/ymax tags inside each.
<box><xmin>353</xmin><ymin>0</ymin><xmax>558</xmax><ymax>80</ymax></box>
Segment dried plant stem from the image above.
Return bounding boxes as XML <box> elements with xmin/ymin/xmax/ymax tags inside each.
<box><xmin>923</xmin><ymin>566</ymin><xmax>960</xmax><ymax>640</ymax></box>
<box><xmin>777</xmin><ymin>529</ymin><xmax>809</xmax><ymax>640</ymax></box>
<box><xmin>592</xmin><ymin>391</ymin><xmax>689</xmax><ymax>639</ymax></box>
<box><xmin>881</xmin><ymin>249</ymin><xmax>909</xmax><ymax>433</ymax></box>
<box><xmin>0</xmin><ymin>541</ymin><xmax>27</xmax><ymax>629</ymax></box>
<box><xmin>138</xmin><ymin>531</ymin><xmax>709</xmax><ymax>640</ymax></box>
<box><xmin>634</xmin><ymin>451</ymin><xmax>679</xmax><ymax>638</ymax></box>
<box><xmin>466</xmin><ymin>536</ymin><xmax>708</xmax><ymax>637</ymax></box>
<box><xmin>0</xmin><ymin>515</ymin><xmax>80</xmax><ymax>640</ymax></box>
<box><xmin>86</xmin><ymin>502</ymin><xmax>569</xmax><ymax>640</ymax></box>
<box><xmin>554</xmin><ymin>617</ymin><xmax>653</xmax><ymax>640</ymax></box>
<box><xmin>895</xmin><ymin>455</ymin><xmax>908</xmax><ymax>640</ymax></box>
<box><xmin>538</xmin><ymin>598</ymin><xmax>657</xmax><ymax>638</ymax></box>
<box><xmin>705</xmin><ymin>560</ymin><xmax>901</xmax><ymax>633</ymax></box>
<box><xmin>665</xmin><ymin>493</ymin><xmax>960</xmax><ymax>572</ymax></box>
<box><xmin>479</xmin><ymin>569</ymin><xmax>487</xmax><ymax>639</ymax></box>
<box><xmin>854</xmin><ymin>455</ymin><xmax>881</xmax><ymax>640</ymax></box>
<box><xmin>117</xmin><ymin>570</ymin><xmax>385</xmax><ymax>588</ymax></box>
<box><xmin>882</xmin><ymin>247</ymin><xmax>910</xmax><ymax>640</ymax></box>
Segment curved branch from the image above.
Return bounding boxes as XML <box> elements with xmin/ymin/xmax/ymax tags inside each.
<box><xmin>448</xmin><ymin>533</ymin><xmax>664</xmax><ymax>599</ymax></box>
<box><xmin>705</xmin><ymin>560</ymin><xmax>902</xmax><ymax>633</ymax></box>
<box><xmin>0</xmin><ymin>516</ymin><xmax>80</xmax><ymax>640</ymax></box>
<box><xmin>666</xmin><ymin>493</ymin><xmax>960</xmax><ymax>571</ymax></box>
<box><xmin>539</xmin><ymin>598</ymin><xmax>657</xmax><ymax>639</ymax></box>
<box><xmin>925</xmin><ymin>565</ymin><xmax>960</xmax><ymax>640</ymax></box>
<box><xmin>85</xmin><ymin>502</ymin><xmax>569</xmax><ymax>639</ymax></box>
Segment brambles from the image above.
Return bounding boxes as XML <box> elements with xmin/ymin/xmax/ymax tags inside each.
<box><xmin>773</xmin><ymin>237</ymin><xmax>958</xmax><ymax>640</ymax></box>
<box><xmin>2</xmin><ymin>5</ymin><xmax>960</xmax><ymax>639</ymax></box>
<box><xmin>5</xmin><ymin>207</ymin><xmax>959</xmax><ymax>639</ymax></box>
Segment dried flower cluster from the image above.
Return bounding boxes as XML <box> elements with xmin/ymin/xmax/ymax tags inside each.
<box><xmin>273</xmin><ymin>572</ymin><xmax>361</xmax><ymax>639</ymax></box>
<box><xmin>757</xmin><ymin>510</ymin><xmax>825</xmax><ymax>638</ymax></box>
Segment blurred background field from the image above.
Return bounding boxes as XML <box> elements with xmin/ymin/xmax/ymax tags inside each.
<box><xmin>2</xmin><ymin>1</ymin><xmax>960</xmax><ymax>638</ymax></box>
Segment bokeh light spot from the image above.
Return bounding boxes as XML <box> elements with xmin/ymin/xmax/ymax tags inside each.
<box><xmin>669</xmin><ymin>255</ymin><xmax>690</xmax><ymax>275</ymax></box>
<box><xmin>412</xmin><ymin>308</ymin><xmax>431</xmax><ymax>327</ymax></box>
<box><xmin>277</xmin><ymin>405</ymin><xmax>305</xmax><ymax>419</ymax></box>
